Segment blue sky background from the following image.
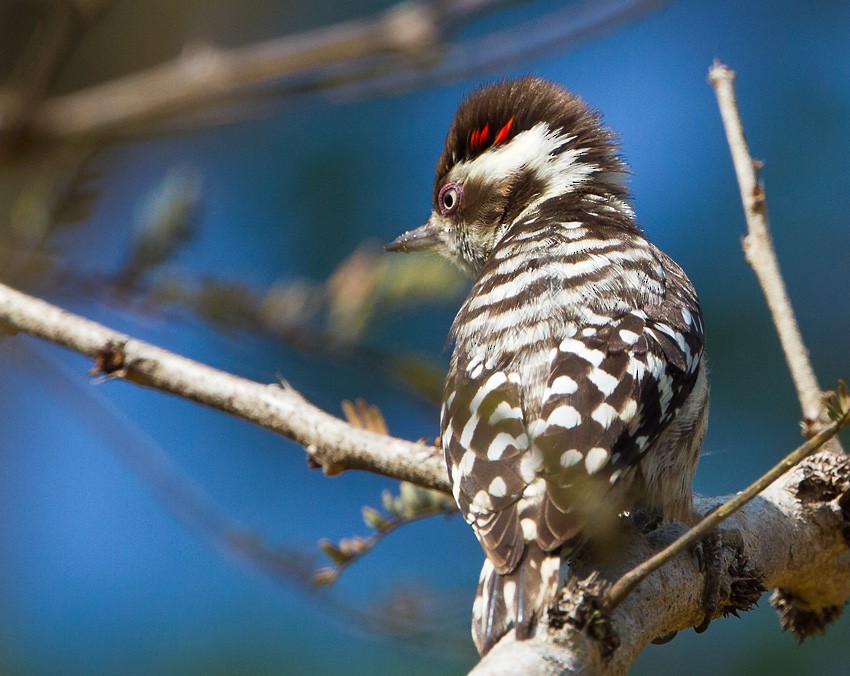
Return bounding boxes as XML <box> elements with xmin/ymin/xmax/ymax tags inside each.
<box><xmin>1</xmin><ymin>1</ymin><xmax>849</xmax><ymax>674</ymax></box>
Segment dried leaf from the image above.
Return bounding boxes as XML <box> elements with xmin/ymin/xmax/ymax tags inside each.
<box><xmin>341</xmin><ymin>398</ymin><xmax>388</xmax><ymax>435</ymax></box>
<box><xmin>826</xmin><ymin>380</ymin><xmax>850</xmax><ymax>423</ymax></box>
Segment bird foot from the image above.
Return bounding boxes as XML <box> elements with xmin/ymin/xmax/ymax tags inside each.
<box><xmin>692</xmin><ymin>520</ymin><xmax>745</xmax><ymax>633</ymax></box>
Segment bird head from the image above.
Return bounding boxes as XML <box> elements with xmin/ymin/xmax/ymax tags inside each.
<box><xmin>386</xmin><ymin>76</ymin><xmax>629</xmax><ymax>276</ymax></box>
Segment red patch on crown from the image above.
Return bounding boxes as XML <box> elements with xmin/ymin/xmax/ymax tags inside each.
<box><xmin>493</xmin><ymin>117</ymin><xmax>514</xmax><ymax>145</ymax></box>
<box><xmin>468</xmin><ymin>117</ymin><xmax>515</xmax><ymax>152</ymax></box>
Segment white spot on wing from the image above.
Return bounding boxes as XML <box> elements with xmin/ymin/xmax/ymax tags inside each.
<box><xmin>489</xmin><ymin>476</ymin><xmax>507</xmax><ymax>497</ymax></box>
<box><xmin>460</xmin><ymin>412</ymin><xmax>480</xmax><ymax>448</ymax></box>
<box><xmin>473</xmin><ymin>490</ymin><xmax>493</xmax><ymax>511</ymax></box>
<box><xmin>548</xmin><ymin>405</ymin><xmax>582</xmax><ymax>429</ymax></box>
<box><xmin>469</xmin><ymin>371</ymin><xmax>508</xmax><ymax>413</ymax></box>
<box><xmin>585</xmin><ymin>447</ymin><xmax>609</xmax><ymax>474</ymax></box>
<box><xmin>548</xmin><ymin>375</ymin><xmax>578</xmax><ymax>396</ymax></box>
<box><xmin>619</xmin><ymin>329</ymin><xmax>640</xmax><ymax>345</ymax></box>
<box><xmin>459</xmin><ymin>449</ymin><xmax>476</xmax><ymax>476</ymax></box>
<box><xmin>559</xmin><ymin>337</ymin><xmax>605</xmax><ymax>367</ymax></box>
<box><xmin>445</xmin><ymin>390</ymin><xmax>456</xmax><ymax>409</ymax></box>
<box><xmin>487</xmin><ymin>431</ymin><xmax>529</xmax><ymax>460</ymax></box>
<box><xmin>521</xmin><ymin>518</ymin><xmax>538</xmax><ymax>540</ymax></box>
<box><xmin>619</xmin><ymin>398</ymin><xmax>638</xmax><ymax>421</ymax></box>
<box><xmin>560</xmin><ymin>449</ymin><xmax>582</xmax><ymax>468</ymax></box>
<box><xmin>519</xmin><ymin>446</ymin><xmax>543</xmax><ymax>482</ymax></box>
<box><xmin>588</xmin><ymin>368</ymin><xmax>620</xmax><ymax>396</ymax></box>
<box><xmin>488</xmin><ymin>401</ymin><xmax>523</xmax><ymax>425</ymax></box>
<box><xmin>591</xmin><ymin>402</ymin><xmax>619</xmax><ymax>429</ymax></box>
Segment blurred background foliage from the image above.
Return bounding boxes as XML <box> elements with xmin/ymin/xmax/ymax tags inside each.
<box><xmin>0</xmin><ymin>0</ymin><xmax>849</xmax><ymax>674</ymax></box>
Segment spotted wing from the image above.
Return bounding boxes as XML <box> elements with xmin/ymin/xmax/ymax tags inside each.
<box><xmin>533</xmin><ymin>297</ymin><xmax>704</xmax><ymax>550</ymax></box>
<box><xmin>442</xmin><ymin>365</ymin><xmax>531</xmax><ymax>574</ymax></box>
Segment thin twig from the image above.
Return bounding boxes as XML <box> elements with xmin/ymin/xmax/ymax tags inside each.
<box><xmin>709</xmin><ymin>61</ymin><xmax>825</xmax><ymax>430</ymax></box>
<box><xmin>315</xmin><ymin>504</ymin><xmax>454</xmax><ymax>586</ymax></box>
<box><xmin>604</xmin><ymin>405</ymin><xmax>850</xmax><ymax>611</ymax></box>
<box><xmin>0</xmin><ymin>280</ymin><xmax>450</xmax><ymax>493</ymax></box>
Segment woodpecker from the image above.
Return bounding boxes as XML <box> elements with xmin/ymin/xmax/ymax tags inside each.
<box><xmin>386</xmin><ymin>76</ymin><xmax>708</xmax><ymax>655</ymax></box>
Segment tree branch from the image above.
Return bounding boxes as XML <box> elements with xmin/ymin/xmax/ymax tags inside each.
<box><xmin>23</xmin><ymin>0</ymin><xmax>443</xmax><ymax>139</ymax></box>
<box><xmin>472</xmin><ymin>451</ymin><xmax>850</xmax><ymax>674</ymax></box>
<box><xmin>604</xmin><ymin>404</ymin><xmax>850</xmax><ymax>611</ymax></box>
<box><xmin>596</xmin><ymin>58</ymin><xmax>849</xmax><ymax>625</ymax></box>
<box><xmin>709</xmin><ymin>62</ymin><xmax>826</xmax><ymax>430</ymax></box>
<box><xmin>0</xmin><ymin>0</ymin><xmax>669</xmax><ymax>142</ymax></box>
<box><xmin>0</xmin><ymin>280</ymin><xmax>450</xmax><ymax>493</ymax></box>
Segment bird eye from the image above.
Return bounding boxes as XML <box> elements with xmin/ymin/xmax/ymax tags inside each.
<box><xmin>438</xmin><ymin>182</ymin><xmax>462</xmax><ymax>216</ymax></box>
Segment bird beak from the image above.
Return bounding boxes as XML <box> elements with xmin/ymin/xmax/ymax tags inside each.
<box><xmin>384</xmin><ymin>217</ymin><xmax>445</xmax><ymax>253</ymax></box>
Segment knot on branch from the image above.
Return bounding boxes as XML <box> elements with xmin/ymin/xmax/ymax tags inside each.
<box><xmin>90</xmin><ymin>339</ymin><xmax>127</xmax><ymax>376</ymax></box>
<box><xmin>771</xmin><ymin>589</ymin><xmax>843</xmax><ymax>640</ymax></box>
<box><xmin>547</xmin><ymin>572</ymin><xmax>619</xmax><ymax>658</ymax></box>
<box><xmin>796</xmin><ymin>452</ymin><xmax>850</xmax><ymax>545</ymax></box>
<box><xmin>725</xmin><ymin>547</ymin><xmax>765</xmax><ymax>617</ymax></box>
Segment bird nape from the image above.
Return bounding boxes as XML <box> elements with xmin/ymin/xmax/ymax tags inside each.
<box><xmin>386</xmin><ymin>76</ymin><xmax>709</xmax><ymax>656</ymax></box>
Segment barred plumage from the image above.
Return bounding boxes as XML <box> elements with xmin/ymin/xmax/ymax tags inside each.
<box><xmin>387</xmin><ymin>76</ymin><xmax>708</xmax><ymax>655</ymax></box>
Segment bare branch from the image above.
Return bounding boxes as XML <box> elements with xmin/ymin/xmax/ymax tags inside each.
<box><xmin>709</xmin><ymin>61</ymin><xmax>826</xmax><ymax>429</ymax></box>
<box><xmin>600</xmin><ymin>58</ymin><xmax>850</xmax><ymax>634</ymax></box>
<box><xmin>0</xmin><ymin>280</ymin><xmax>450</xmax><ymax>493</ymax></box>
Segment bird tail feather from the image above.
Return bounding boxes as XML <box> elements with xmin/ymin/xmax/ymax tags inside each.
<box><xmin>471</xmin><ymin>547</ymin><xmax>562</xmax><ymax>655</ymax></box>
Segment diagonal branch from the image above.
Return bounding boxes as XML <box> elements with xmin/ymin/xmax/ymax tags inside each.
<box><xmin>709</xmin><ymin>61</ymin><xmax>826</xmax><ymax>430</ymax></box>
<box><xmin>0</xmin><ymin>280</ymin><xmax>450</xmax><ymax>493</ymax></box>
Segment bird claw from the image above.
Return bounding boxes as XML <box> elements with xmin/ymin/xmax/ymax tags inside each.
<box><xmin>651</xmin><ymin>631</ymin><xmax>679</xmax><ymax>644</ymax></box>
<box><xmin>693</xmin><ymin>615</ymin><xmax>712</xmax><ymax>634</ymax></box>
<box><xmin>691</xmin><ymin>519</ymin><xmax>745</xmax><ymax>634</ymax></box>
<box><xmin>631</xmin><ymin>508</ymin><xmax>663</xmax><ymax>535</ymax></box>
<box><xmin>688</xmin><ymin>505</ymin><xmax>724</xmax><ymax>634</ymax></box>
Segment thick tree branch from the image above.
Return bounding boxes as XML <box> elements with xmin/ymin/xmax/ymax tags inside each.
<box><xmin>472</xmin><ymin>451</ymin><xmax>850</xmax><ymax>675</ymax></box>
<box><xmin>0</xmin><ymin>280</ymin><xmax>450</xmax><ymax>493</ymax></box>
<box><xmin>604</xmin><ymin>407</ymin><xmax>850</xmax><ymax>611</ymax></box>
<box><xmin>709</xmin><ymin>62</ymin><xmax>826</xmax><ymax>430</ymax></box>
